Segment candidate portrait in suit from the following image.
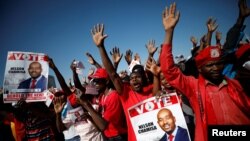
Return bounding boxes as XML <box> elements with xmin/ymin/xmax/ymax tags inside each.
<box><xmin>18</xmin><ymin>61</ymin><xmax>47</xmax><ymax>92</ymax></box>
<box><xmin>157</xmin><ymin>108</ymin><xmax>190</xmax><ymax>141</ymax></box>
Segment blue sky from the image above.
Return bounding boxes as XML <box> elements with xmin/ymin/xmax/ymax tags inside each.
<box><xmin>1</xmin><ymin>0</ymin><xmax>250</xmax><ymax>87</ymax></box>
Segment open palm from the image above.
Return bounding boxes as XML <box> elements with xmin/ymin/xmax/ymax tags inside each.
<box><xmin>162</xmin><ymin>3</ymin><xmax>180</xmax><ymax>31</ymax></box>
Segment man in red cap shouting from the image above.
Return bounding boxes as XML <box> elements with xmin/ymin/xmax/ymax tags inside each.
<box><xmin>159</xmin><ymin>2</ymin><xmax>250</xmax><ymax>141</ymax></box>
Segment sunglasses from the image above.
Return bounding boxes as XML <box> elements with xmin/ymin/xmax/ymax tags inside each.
<box><xmin>93</xmin><ymin>78</ymin><xmax>106</xmax><ymax>83</ymax></box>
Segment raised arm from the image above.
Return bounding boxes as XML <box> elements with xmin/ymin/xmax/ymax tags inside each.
<box><xmin>236</xmin><ymin>0</ymin><xmax>250</xmax><ymax>27</ymax></box>
<box><xmin>70</xmin><ymin>60</ymin><xmax>86</xmax><ymax>93</ymax></box>
<box><xmin>53</xmin><ymin>96</ymin><xmax>67</xmax><ymax>132</ymax></box>
<box><xmin>86</xmin><ymin>52</ymin><xmax>102</xmax><ymax>69</ymax></box>
<box><xmin>124</xmin><ymin>49</ymin><xmax>133</xmax><ymax>65</ymax></box>
<box><xmin>215</xmin><ymin>31</ymin><xmax>222</xmax><ymax>47</ymax></box>
<box><xmin>197</xmin><ymin>34</ymin><xmax>207</xmax><ymax>54</ymax></box>
<box><xmin>91</xmin><ymin>24</ymin><xmax>124</xmax><ymax>94</ymax></box>
<box><xmin>110</xmin><ymin>46</ymin><xmax>123</xmax><ymax>71</ymax></box>
<box><xmin>162</xmin><ymin>2</ymin><xmax>180</xmax><ymax>44</ymax></box>
<box><xmin>205</xmin><ymin>17</ymin><xmax>218</xmax><ymax>47</ymax></box>
<box><xmin>145</xmin><ymin>57</ymin><xmax>161</xmax><ymax>96</ymax></box>
<box><xmin>145</xmin><ymin>39</ymin><xmax>158</xmax><ymax>84</ymax></box>
<box><xmin>48</xmin><ymin>57</ymin><xmax>72</xmax><ymax>96</ymax></box>
<box><xmin>146</xmin><ymin>39</ymin><xmax>158</xmax><ymax>60</ymax></box>
<box><xmin>160</xmin><ymin>2</ymin><xmax>199</xmax><ymax>101</ymax></box>
<box><xmin>223</xmin><ymin>0</ymin><xmax>250</xmax><ymax>53</ymax></box>
<box><xmin>190</xmin><ymin>36</ymin><xmax>198</xmax><ymax>49</ymax></box>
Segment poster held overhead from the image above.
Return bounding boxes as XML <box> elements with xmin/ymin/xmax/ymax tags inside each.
<box><xmin>3</xmin><ymin>51</ymin><xmax>49</xmax><ymax>103</ymax></box>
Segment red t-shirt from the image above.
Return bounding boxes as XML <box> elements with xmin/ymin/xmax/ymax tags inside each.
<box><xmin>99</xmin><ymin>90</ymin><xmax>127</xmax><ymax>138</ymax></box>
<box><xmin>119</xmin><ymin>84</ymin><xmax>153</xmax><ymax>141</ymax></box>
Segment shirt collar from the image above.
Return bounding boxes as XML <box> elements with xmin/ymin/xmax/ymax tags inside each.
<box><xmin>33</xmin><ymin>75</ymin><xmax>42</xmax><ymax>82</ymax></box>
<box><xmin>205</xmin><ymin>79</ymin><xmax>228</xmax><ymax>88</ymax></box>
<box><xmin>167</xmin><ymin>126</ymin><xmax>178</xmax><ymax>138</ymax></box>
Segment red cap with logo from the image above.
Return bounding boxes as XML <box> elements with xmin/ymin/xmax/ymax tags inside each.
<box><xmin>195</xmin><ymin>46</ymin><xmax>222</xmax><ymax>68</ymax></box>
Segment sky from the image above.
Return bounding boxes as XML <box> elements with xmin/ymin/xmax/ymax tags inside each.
<box><xmin>1</xmin><ymin>0</ymin><xmax>250</xmax><ymax>88</ymax></box>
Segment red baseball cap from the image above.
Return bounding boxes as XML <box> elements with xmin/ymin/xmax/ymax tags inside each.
<box><xmin>195</xmin><ymin>46</ymin><xmax>222</xmax><ymax>68</ymax></box>
<box><xmin>89</xmin><ymin>68</ymin><xmax>109</xmax><ymax>79</ymax></box>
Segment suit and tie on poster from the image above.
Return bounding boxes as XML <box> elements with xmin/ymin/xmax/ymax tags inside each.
<box><xmin>3</xmin><ymin>51</ymin><xmax>49</xmax><ymax>103</ymax></box>
<box><xmin>128</xmin><ymin>92</ymin><xmax>191</xmax><ymax>141</ymax></box>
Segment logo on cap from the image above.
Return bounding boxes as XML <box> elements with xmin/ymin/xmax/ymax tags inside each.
<box><xmin>210</xmin><ymin>48</ymin><xmax>220</xmax><ymax>58</ymax></box>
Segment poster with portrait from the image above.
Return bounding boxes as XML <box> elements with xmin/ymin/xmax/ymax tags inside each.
<box><xmin>3</xmin><ymin>51</ymin><xmax>49</xmax><ymax>103</ymax></box>
<box><xmin>128</xmin><ymin>92</ymin><xmax>191</xmax><ymax>141</ymax></box>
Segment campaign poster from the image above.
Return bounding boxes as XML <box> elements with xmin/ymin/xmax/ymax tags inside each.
<box><xmin>128</xmin><ymin>92</ymin><xmax>191</xmax><ymax>141</ymax></box>
<box><xmin>3</xmin><ymin>51</ymin><xmax>49</xmax><ymax>103</ymax></box>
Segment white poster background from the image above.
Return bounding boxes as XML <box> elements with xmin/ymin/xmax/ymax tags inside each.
<box><xmin>3</xmin><ymin>51</ymin><xmax>49</xmax><ymax>103</ymax></box>
<box><xmin>128</xmin><ymin>92</ymin><xmax>191</xmax><ymax>141</ymax></box>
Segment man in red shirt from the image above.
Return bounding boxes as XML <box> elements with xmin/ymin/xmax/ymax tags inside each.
<box><xmin>89</xmin><ymin>68</ymin><xmax>128</xmax><ymax>140</ymax></box>
<box><xmin>90</xmin><ymin>24</ymin><xmax>153</xmax><ymax>141</ymax></box>
<box><xmin>159</xmin><ymin>2</ymin><xmax>250</xmax><ymax>141</ymax></box>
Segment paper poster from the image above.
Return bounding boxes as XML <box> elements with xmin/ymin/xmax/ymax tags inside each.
<box><xmin>3</xmin><ymin>51</ymin><xmax>49</xmax><ymax>103</ymax></box>
<box><xmin>66</xmin><ymin>106</ymin><xmax>88</xmax><ymax>125</ymax></box>
<box><xmin>72</xmin><ymin>60</ymin><xmax>85</xmax><ymax>75</ymax></box>
<box><xmin>128</xmin><ymin>92</ymin><xmax>191</xmax><ymax>141</ymax></box>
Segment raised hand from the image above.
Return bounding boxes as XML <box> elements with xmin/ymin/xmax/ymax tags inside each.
<box><xmin>162</xmin><ymin>2</ymin><xmax>180</xmax><ymax>31</ymax></box>
<box><xmin>91</xmin><ymin>24</ymin><xmax>108</xmax><ymax>47</ymax></box>
<box><xmin>146</xmin><ymin>39</ymin><xmax>158</xmax><ymax>57</ymax></box>
<box><xmin>53</xmin><ymin>96</ymin><xmax>66</xmax><ymax>114</ymax></box>
<box><xmin>125</xmin><ymin>49</ymin><xmax>133</xmax><ymax>65</ymax></box>
<box><xmin>190</xmin><ymin>36</ymin><xmax>197</xmax><ymax>48</ymax></box>
<box><xmin>206</xmin><ymin>17</ymin><xmax>218</xmax><ymax>32</ymax></box>
<box><xmin>199</xmin><ymin>34</ymin><xmax>207</xmax><ymax>51</ymax></box>
<box><xmin>110</xmin><ymin>46</ymin><xmax>123</xmax><ymax>65</ymax></box>
<box><xmin>239</xmin><ymin>0</ymin><xmax>250</xmax><ymax>18</ymax></box>
<box><xmin>145</xmin><ymin>57</ymin><xmax>161</xmax><ymax>76</ymax></box>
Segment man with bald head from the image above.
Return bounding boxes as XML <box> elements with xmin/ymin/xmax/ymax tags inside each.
<box><xmin>157</xmin><ymin>108</ymin><xmax>190</xmax><ymax>141</ymax></box>
<box><xmin>18</xmin><ymin>61</ymin><xmax>47</xmax><ymax>92</ymax></box>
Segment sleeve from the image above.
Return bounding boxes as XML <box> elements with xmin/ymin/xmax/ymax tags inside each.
<box><xmin>159</xmin><ymin>44</ymin><xmax>198</xmax><ymax>98</ymax></box>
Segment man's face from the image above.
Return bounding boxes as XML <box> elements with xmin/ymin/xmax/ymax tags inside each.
<box><xmin>129</xmin><ymin>72</ymin><xmax>143</xmax><ymax>92</ymax></box>
<box><xmin>160</xmin><ymin>72</ymin><xmax>172</xmax><ymax>89</ymax></box>
<box><xmin>199</xmin><ymin>60</ymin><xmax>224</xmax><ymax>83</ymax></box>
<box><xmin>157</xmin><ymin>109</ymin><xmax>176</xmax><ymax>133</ymax></box>
<box><xmin>28</xmin><ymin>62</ymin><xmax>42</xmax><ymax>79</ymax></box>
<box><xmin>93</xmin><ymin>78</ymin><xmax>107</xmax><ymax>93</ymax></box>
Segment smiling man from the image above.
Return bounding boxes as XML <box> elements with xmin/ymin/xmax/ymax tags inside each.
<box><xmin>157</xmin><ymin>108</ymin><xmax>190</xmax><ymax>141</ymax></box>
<box><xmin>18</xmin><ymin>61</ymin><xmax>47</xmax><ymax>92</ymax></box>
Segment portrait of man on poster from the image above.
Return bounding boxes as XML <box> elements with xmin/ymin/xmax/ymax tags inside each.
<box><xmin>157</xmin><ymin>108</ymin><xmax>190</xmax><ymax>141</ymax></box>
<box><xmin>18</xmin><ymin>61</ymin><xmax>47</xmax><ymax>92</ymax></box>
